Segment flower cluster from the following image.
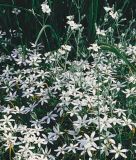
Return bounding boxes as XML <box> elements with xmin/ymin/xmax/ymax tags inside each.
<box><xmin>0</xmin><ymin>3</ymin><xmax>136</xmax><ymax>160</ymax></box>
<box><xmin>67</xmin><ymin>15</ymin><xmax>82</xmax><ymax>31</ymax></box>
<box><xmin>41</xmin><ymin>0</ymin><xmax>51</xmax><ymax>15</ymax></box>
<box><xmin>104</xmin><ymin>6</ymin><xmax>119</xmax><ymax>20</ymax></box>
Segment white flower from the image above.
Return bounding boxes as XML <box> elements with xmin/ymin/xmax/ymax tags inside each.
<box><xmin>3</xmin><ymin>132</ymin><xmax>17</xmax><ymax>150</ymax></box>
<box><xmin>41</xmin><ymin>1</ymin><xmax>51</xmax><ymax>15</ymax></box>
<box><xmin>73</xmin><ymin>115</ymin><xmax>89</xmax><ymax>130</ymax></box>
<box><xmin>111</xmin><ymin>81</ymin><xmax>126</xmax><ymax>92</ymax></box>
<box><xmin>109</xmin><ymin>11</ymin><xmax>118</xmax><ymax>19</ymax></box>
<box><xmin>100</xmin><ymin>143</ymin><xmax>110</xmax><ymax>156</ymax></box>
<box><xmin>67</xmin><ymin>143</ymin><xmax>78</xmax><ymax>153</ymax></box>
<box><xmin>0</xmin><ymin>115</ymin><xmax>14</xmax><ymax>125</ymax></box>
<box><xmin>122</xmin><ymin>116</ymin><xmax>133</xmax><ymax>130</ymax></box>
<box><xmin>78</xmin><ymin>132</ymin><xmax>100</xmax><ymax>158</ymax></box>
<box><xmin>0</xmin><ymin>30</ymin><xmax>6</xmax><ymax>38</ymax></box>
<box><xmin>67</xmin><ymin>16</ymin><xmax>82</xmax><ymax>31</ymax></box>
<box><xmin>41</xmin><ymin>112</ymin><xmax>58</xmax><ymax>124</ymax></box>
<box><xmin>53</xmin><ymin>124</ymin><xmax>63</xmax><ymax>137</ymax></box>
<box><xmin>22</xmin><ymin>87</ymin><xmax>35</xmax><ymax>98</ymax></box>
<box><xmin>104</xmin><ymin>7</ymin><xmax>112</xmax><ymax>12</ymax></box>
<box><xmin>26</xmin><ymin>53</ymin><xmax>42</xmax><ymax>66</ymax></box>
<box><xmin>66</xmin><ymin>15</ymin><xmax>74</xmax><ymax>21</ymax></box>
<box><xmin>110</xmin><ymin>143</ymin><xmax>128</xmax><ymax>159</ymax></box>
<box><xmin>113</xmin><ymin>108</ymin><xmax>126</xmax><ymax>117</ymax></box>
<box><xmin>97</xmin><ymin>116</ymin><xmax>112</xmax><ymax>132</ymax></box>
<box><xmin>42</xmin><ymin>134</ymin><xmax>53</xmax><ymax>145</ymax></box>
<box><xmin>12</xmin><ymin>8</ymin><xmax>21</xmax><ymax>15</ymax></box>
<box><xmin>68</xmin><ymin>107</ymin><xmax>80</xmax><ymax>117</ymax></box>
<box><xmin>104</xmin><ymin>6</ymin><xmax>119</xmax><ymax>19</ymax></box>
<box><xmin>103</xmin><ymin>132</ymin><xmax>116</xmax><ymax>145</ymax></box>
<box><xmin>87</xmin><ymin>43</ymin><xmax>100</xmax><ymax>52</ymax></box>
<box><xmin>5</xmin><ymin>91</ymin><xmax>17</xmax><ymax>101</ymax></box>
<box><xmin>84</xmin><ymin>132</ymin><xmax>99</xmax><ymax>148</ymax></box>
<box><xmin>18</xmin><ymin>143</ymin><xmax>35</xmax><ymax>157</ymax></box>
<box><xmin>58</xmin><ymin>45</ymin><xmax>71</xmax><ymax>55</ymax></box>
<box><xmin>123</xmin><ymin>87</ymin><xmax>136</xmax><ymax>98</ymax></box>
<box><xmin>54</xmin><ymin>144</ymin><xmax>67</xmax><ymax>156</ymax></box>
<box><xmin>96</xmin><ymin>27</ymin><xmax>106</xmax><ymax>36</ymax></box>
<box><xmin>41</xmin><ymin>147</ymin><xmax>55</xmax><ymax>160</ymax></box>
<box><xmin>61</xmin><ymin>45</ymin><xmax>72</xmax><ymax>52</ymax></box>
<box><xmin>34</xmin><ymin>137</ymin><xmax>46</xmax><ymax>148</ymax></box>
<box><xmin>67</xmin><ymin>20</ymin><xmax>82</xmax><ymax>30</ymax></box>
<box><xmin>128</xmin><ymin>75</ymin><xmax>136</xmax><ymax>84</ymax></box>
<box><xmin>58</xmin><ymin>48</ymin><xmax>66</xmax><ymax>55</ymax></box>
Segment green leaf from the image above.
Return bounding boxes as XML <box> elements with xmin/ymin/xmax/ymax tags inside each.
<box><xmin>35</xmin><ymin>25</ymin><xmax>59</xmax><ymax>47</ymax></box>
<box><xmin>99</xmin><ymin>43</ymin><xmax>136</xmax><ymax>73</ymax></box>
<box><xmin>88</xmin><ymin>0</ymin><xmax>99</xmax><ymax>42</ymax></box>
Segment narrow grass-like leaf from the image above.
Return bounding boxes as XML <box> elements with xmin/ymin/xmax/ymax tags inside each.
<box><xmin>0</xmin><ymin>44</ymin><xmax>10</xmax><ymax>54</ymax></box>
<box><xmin>35</xmin><ymin>25</ymin><xmax>59</xmax><ymax>47</ymax></box>
<box><xmin>121</xmin><ymin>0</ymin><xmax>130</xmax><ymax>11</ymax></box>
<box><xmin>99</xmin><ymin>43</ymin><xmax>136</xmax><ymax>73</ymax></box>
<box><xmin>88</xmin><ymin>0</ymin><xmax>99</xmax><ymax>42</ymax></box>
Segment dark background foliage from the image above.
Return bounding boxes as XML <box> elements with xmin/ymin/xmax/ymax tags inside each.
<box><xmin>0</xmin><ymin>0</ymin><xmax>135</xmax><ymax>50</ymax></box>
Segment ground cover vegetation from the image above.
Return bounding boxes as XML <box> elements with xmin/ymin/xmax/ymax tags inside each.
<box><xmin>0</xmin><ymin>0</ymin><xmax>136</xmax><ymax>160</ymax></box>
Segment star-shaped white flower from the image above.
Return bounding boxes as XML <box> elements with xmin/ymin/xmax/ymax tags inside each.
<box><xmin>110</xmin><ymin>143</ymin><xmax>128</xmax><ymax>159</ymax></box>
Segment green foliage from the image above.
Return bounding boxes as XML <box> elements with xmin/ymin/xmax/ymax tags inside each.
<box><xmin>88</xmin><ymin>0</ymin><xmax>99</xmax><ymax>42</ymax></box>
<box><xmin>99</xmin><ymin>43</ymin><xmax>136</xmax><ymax>73</ymax></box>
<box><xmin>0</xmin><ymin>1</ymin><xmax>136</xmax><ymax>160</ymax></box>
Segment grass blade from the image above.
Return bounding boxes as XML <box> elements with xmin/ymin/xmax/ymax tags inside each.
<box><xmin>88</xmin><ymin>0</ymin><xmax>99</xmax><ymax>42</ymax></box>
<box><xmin>35</xmin><ymin>24</ymin><xmax>59</xmax><ymax>47</ymax></box>
<box><xmin>99</xmin><ymin>43</ymin><xmax>136</xmax><ymax>73</ymax></box>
